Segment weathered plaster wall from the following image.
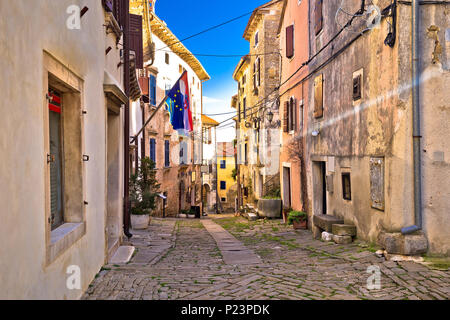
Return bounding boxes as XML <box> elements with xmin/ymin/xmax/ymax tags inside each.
<box><xmin>0</xmin><ymin>0</ymin><xmax>124</xmax><ymax>298</ymax></box>
<box><xmin>305</xmin><ymin>0</ymin><xmax>449</xmax><ymax>254</ymax></box>
<box><xmin>279</xmin><ymin>0</ymin><xmax>310</xmax><ymax>212</ymax></box>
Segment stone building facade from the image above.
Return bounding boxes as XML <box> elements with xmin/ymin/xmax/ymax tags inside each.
<box><xmin>129</xmin><ymin>1</ymin><xmax>209</xmax><ymax>217</ymax></box>
<box><xmin>304</xmin><ymin>0</ymin><xmax>449</xmax><ymax>255</ymax></box>
<box><xmin>278</xmin><ymin>0</ymin><xmax>310</xmax><ymax>213</ymax></box>
<box><xmin>234</xmin><ymin>0</ymin><xmax>283</xmax><ymax>208</ymax></box>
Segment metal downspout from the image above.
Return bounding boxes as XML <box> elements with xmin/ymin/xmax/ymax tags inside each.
<box><xmin>401</xmin><ymin>0</ymin><xmax>422</xmax><ymax>235</ymax></box>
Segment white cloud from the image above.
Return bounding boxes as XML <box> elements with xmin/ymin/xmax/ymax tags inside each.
<box><xmin>203</xmin><ymin>96</ymin><xmax>224</xmax><ymax>104</ymax></box>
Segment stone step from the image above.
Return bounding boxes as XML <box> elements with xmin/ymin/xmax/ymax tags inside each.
<box><xmin>332</xmin><ymin>224</ymin><xmax>357</xmax><ymax>236</ymax></box>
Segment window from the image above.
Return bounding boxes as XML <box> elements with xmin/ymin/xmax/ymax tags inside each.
<box><xmin>242</xmin><ymin>74</ymin><xmax>246</xmax><ymax>85</ymax></box>
<box><xmin>314</xmin><ymin>74</ymin><xmax>323</xmax><ymax>118</ymax></box>
<box><xmin>220</xmin><ymin>160</ymin><xmax>226</xmax><ymax>169</ymax></box>
<box><xmin>44</xmin><ymin>52</ymin><xmax>86</xmax><ymax>263</ymax></box>
<box><xmin>342</xmin><ymin>173</ymin><xmax>351</xmax><ymax>200</ymax></box>
<box><xmin>287</xmin><ymin>97</ymin><xmax>297</xmax><ymax>132</ymax></box>
<box><xmin>254</xmin><ymin>31</ymin><xmax>259</xmax><ymax>47</ymax></box>
<box><xmin>244</xmin><ymin>143</ymin><xmax>248</xmax><ymax>164</ymax></box>
<box><xmin>253</xmin><ymin>58</ymin><xmax>260</xmax><ymax>89</ymax></box>
<box><xmin>150</xmin><ymin>138</ymin><xmax>156</xmax><ymax>166</ymax></box>
<box><xmin>165</xmin><ymin>52</ymin><xmax>170</xmax><ymax>64</ymax></box>
<box><xmin>221</xmin><ymin>197</ymin><xmax>226</xmax><ymax>202</ymax></box>
<box><xmin>150</xmin><ymin>74</ymin><xmax>156</xmax><ymax>106</ymax></box>
<box><xmin>220</xmin><ymin>181</ymin><xmax>227</xmax><ymax>190</ymax></box>
<box><xmin>180</xmin><ymin>140</ymin><xmax>188</xmax><ymax>164</ymax></box>
<box><xmin>238</xmin><ymin>102</ymin><xmax>241</xmax><ymax>122</ymax></box>
<box><xmin>243</xmin><ymin>97</ymin><xmax>247</xmax><ymax>118</ymax></box>
<box><xmin>286</xmin><ymin>25</ymin><xmax>294</xmax><ymax>58</ymax></box>
<box><xmin>179</xmin><ymin>64</ymin><xmax>185</xmax><ymax>74</ymax></box>
<box><xmin>48</xmin><ymin>89</ymin><xmax>64</xmax><ymax>230</ymax></box>
<box><xmin>129</xmin><ymin>14</ymin><xmax>144</xmax><ymax>69</ymax></box>
<box><xmin>314</xmin><ymin>0</ymin><xmax>323</xmax><ymax>35</ymax></box>
<box><xmin>353</xmin><ymin>74</ymin><xmax>362</xmax><ymax>101</ymax></box>
<box><xmin>283</xmin><ymin>98</ymin><xmax>297</xmax><ymax>133</ymax></box>
<box><xmin>164</xmin><ymin>140</ymin><xmax>170</xmax><ymax>167</ymax></box>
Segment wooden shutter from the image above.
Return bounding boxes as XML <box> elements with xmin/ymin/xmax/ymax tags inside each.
<box><xmin>129</xmin><ymin>14</ymin><xmax>143</xmax><ymax>69</ymax></box>
<box><xmin>112</xmin><ymin>0</ymin><xmax>124</xmax><ymax>26</ymax></box>
<box><xmin>283</xmin><ymin>101</ymin><xmax>289</xmax><ymax>132</ymax></box>
<box><xmin>286</xmin><ymin>25</ymin><xmax>294</xmax><ymax>58</ymax></box>
<box><xmin>238</xmin><ymin>102</ymin><xmax>241</xmax><ymax>122</ymax></box>
<box><xmin>165</xmin><ymin>140</ymin><xmax>170</xmax><ymax>167</ymax></box>
<box><xmin>150</xmin><ymin>138</ymin><xmax>156</xmax><ymax>166</ymax></box>
<box><xmin>150</xmin><ymin>75</ymin><xmax>156</xmax><ymax>105</ymax></box>
<box><xmin>314</xmin><ymin>0</ymin><xmax>323</xmax><ymax>35</ymax></box>
<box><xmin>139</xmin><ymin>76</ymin><xmax>149</xmax><ymax>95</ymax></box>
<box><xmin>314</xmin><ymin>74</ymin><xmax>324</xmax><ymax>118</ymax></box>
<box><xmin>293</xmin><ymin>98</ymin><xmax>297</xmax><ymax>131</ymax></box>
<box><xmin>257</xmin><ymin>58</ymin><xmax>261</xmax><ymax>86</ymax></box>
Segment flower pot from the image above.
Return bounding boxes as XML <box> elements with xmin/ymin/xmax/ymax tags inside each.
<box><xmin>178</xmin><ymin>213</ymin><xmax>187</xmax><ymax>218</ymax></box>
<box><xmin>293</xmin><ymin>219</ymin><xmax>307</xmax><ymax>230</ymax></box>
<box><xmin>131</xmin><ymin>214</ymin><xmax>150</xmax><ymax>230</ymax></box>
<box><xmin>188</xmin><ymin>214</ymin><xmax>196</xmax><ymax>219</ymax></box>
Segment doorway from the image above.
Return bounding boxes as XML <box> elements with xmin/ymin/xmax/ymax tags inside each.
<box><xmin>313</xmin><ymin>161</ymin><xmax>327</xmax><ymax>215</ymax></box>
<box><xmin>106</xmin><ymin>109</ymin><xmax>121</xmax><ymax>256</ymax></box>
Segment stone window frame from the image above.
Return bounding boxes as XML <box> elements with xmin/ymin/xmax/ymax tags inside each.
<box><xmin>43</xmin><ymin>51</ymin><xmax>86</xmax><ymax>265</ymax></box>
<box><xmin>352</xmin><ymin>68</ymin><xmax>364</xmax><ymax>106</ymax></box>
<box><xmin>341</xmin><ymin>169</ymin><xmax>352</xmax><ymax>202</ymax></box>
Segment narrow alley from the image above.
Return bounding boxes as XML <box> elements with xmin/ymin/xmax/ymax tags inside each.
<box><xmin>83</xmin><ymin>216</ymin><xmax>450</xmax><ymax>300</ymax></box>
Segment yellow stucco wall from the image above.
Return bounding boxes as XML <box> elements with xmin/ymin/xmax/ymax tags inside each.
<box><xmin>217</xmin><ymin>155</ymin><xmax>236</xmax><ymax>206</ymax></box>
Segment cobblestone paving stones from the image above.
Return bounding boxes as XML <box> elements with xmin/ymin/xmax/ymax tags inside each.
<box><xmin>82</xmin><ymin>215</ymin><xmax>450</xmax><ymax>300</ymax></box>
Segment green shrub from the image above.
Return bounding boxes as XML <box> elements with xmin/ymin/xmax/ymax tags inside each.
<box><xmin>287</xmin><ymin>210</ymin><xmax>307</xmax><ymax>225</ymax></box>
<box><xmin>129</xmin><ymin>157</ymin><xmax>160</xmax><ymax>215</ymax></box>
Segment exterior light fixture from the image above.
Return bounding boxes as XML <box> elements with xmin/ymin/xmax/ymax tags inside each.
<box><xmin>312</xmin><ymin>130</ymin><xmax>320</xmax><ymax>137</ymax></box>
<box><xmin>267</xmin><ymin>111</ymin><xmax>274</xmax><ymax>123</ymax></box>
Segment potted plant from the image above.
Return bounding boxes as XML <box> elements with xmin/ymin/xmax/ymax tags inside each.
<box><xmin>187</xmin><ymin>208</ymin><xmax>196</xmax><ymax>219</ymax></box>
<box><xmin>129</xmin><ymin>157</ymin><xmax>160</xmax><ymax>230</ymax></box>
<box><xmin>287</xmin><ymin>210</ymin><xmax>308</xmax><ymax>230</ymax></box>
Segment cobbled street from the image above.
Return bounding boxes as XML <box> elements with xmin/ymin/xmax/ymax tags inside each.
<box><xmin>82</xmin><ymin>215</ymin><xmax>450</xmax><ymax>300</ymax></box>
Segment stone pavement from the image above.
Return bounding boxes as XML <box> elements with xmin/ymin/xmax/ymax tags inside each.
<box><xmin>82</xmin><ymin>215</ymin><xmax>450</xmax><ymax>300</ymax></box>
<box><xmin>201</xmin><ymin>219</ymin><xmax>261</xmax><ymax>265</ymax></box>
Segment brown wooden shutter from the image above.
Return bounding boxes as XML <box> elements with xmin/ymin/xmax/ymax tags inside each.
<box><xmin>257</xmin><ymin>58</ymin><xmax>261</xmax><ymax>86</ymax></box>
<box><xmin>314</xmin><ymin>0</ymin><xmax>323</xmax><ymax>35</ymax></box>
<box><xmin>286</xmin><ymin>25</ymin><xmax>294</xmax><ymax>58</ymax></box>
<box><xmin>293</xmin><ymin>98</ymin><xmax>298</xmax><ymax>131</ymax></box>
<box><xmin>112</xmin><ymin>0</ymin><xmax>124</xmax><ymax>26</ymax></box>
<box><xmin>314</xmin><ymin>74</ymin><xmax>324</xmax><ymax>118</ymax></box>
<box><xmin>139</xmin><ymin>76</ymin><xmax>149</xmax><ymax>95</ymax></box>
<box><xmin>283</xmin><ymin>101</ymin><xmax>289</xmax><ymax>132</ymax></box>
<box><xmin>129</xmin><ymin>14</ymin><xmax>143</xmax><ymax>69</ymax></box>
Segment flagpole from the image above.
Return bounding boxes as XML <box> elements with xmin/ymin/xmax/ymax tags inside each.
<box><xmin>130</xmin><ymin>71</ymin><xmax>187</xmax><ymax>144</ymax></box>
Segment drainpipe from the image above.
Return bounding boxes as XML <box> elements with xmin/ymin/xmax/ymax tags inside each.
<box><xmin>401</xmin><ymin>0</ymin><xmax>422</xmax><ymax>235</ymax></box>
<box><xmin>123</xmin><ymin>0</ymin><xmax>133</xmax><ymax>239</ymax></box>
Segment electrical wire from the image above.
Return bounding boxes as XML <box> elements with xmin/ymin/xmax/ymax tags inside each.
<box><xmin>152</xmin><ymin>0</ymin><xmax>284</xmax><ymax>54</ymax></box>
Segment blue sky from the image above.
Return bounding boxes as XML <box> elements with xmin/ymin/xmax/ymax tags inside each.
<box><xmin>154</xmin><ymin>0</ymin><xmax>269</xmax><ymax>141</ymax></box>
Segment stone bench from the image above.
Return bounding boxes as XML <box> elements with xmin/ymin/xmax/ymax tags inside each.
<box><xmin>313</xmin><ymin>214</ymin><xmax>344</xmax><ymax>232</ymax></box>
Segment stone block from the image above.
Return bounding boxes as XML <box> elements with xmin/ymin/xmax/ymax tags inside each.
<box><xmin>378</xmin><ymin>231</ymin><xmax>428</xmax><ymax>255</ymax></box>
<box><xmin>333</xmin><ymin>235</ymin><xmax>352</xmax><ymax>244</ymax></box>
<box><xmin>247</xmin><ymin>212</ymin><xmax>258</xmax><ymax>221</ymax></box>
<box><xmin>313</xmin><ymin>214</ymin><xmax>344</xmax><ymax>232</ymax></box>
<box><xmin>332</xmin><ymin>224</ymin><xmax>357</xmax><ymax>236</ymax></box>
<box><xmin>321</xmin><ymin>231</ymin><xmax>334</xmax><ymax>242</ymax></box>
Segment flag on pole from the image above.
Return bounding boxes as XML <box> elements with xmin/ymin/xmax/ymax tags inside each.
<box><xmin>165</xmin><ymin>71</ymin><xmax>193</xmax><ymax>135</ymax></box>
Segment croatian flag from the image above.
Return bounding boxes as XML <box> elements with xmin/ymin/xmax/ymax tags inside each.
<box><xmin>165</xmin><ymin>71</ymin><xmax>193</xmax><ymax>136</ymax></box>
